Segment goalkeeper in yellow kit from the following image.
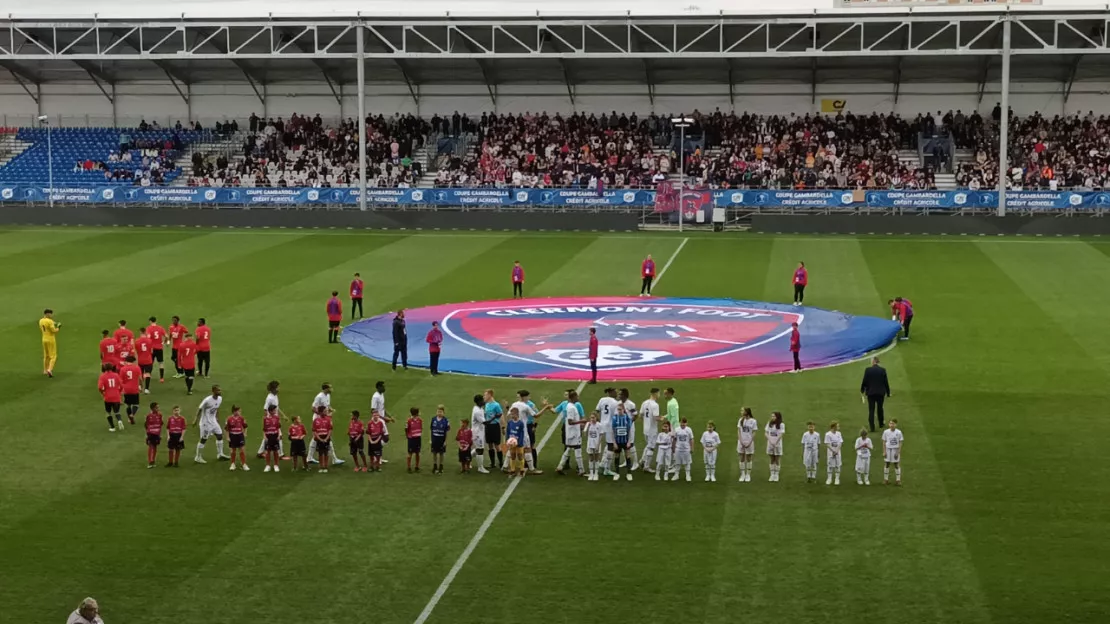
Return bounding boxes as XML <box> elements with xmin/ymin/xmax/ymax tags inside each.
<box><xmin>39</xmin><ymin>308</ymin><xmax>60</xmax><ymax>377</ymax></box>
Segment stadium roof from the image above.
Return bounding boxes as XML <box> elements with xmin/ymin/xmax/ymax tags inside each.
<box><xmin>3</xmin><ymin>3</ymin><xmax>1110</xmax><ymax>107</ymax></box>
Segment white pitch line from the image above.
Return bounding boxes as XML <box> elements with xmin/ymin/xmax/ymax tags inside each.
<box><xmin>414</xmin><ymin>241</ymin><xmax>689</xmax><ymax>624</ymax></box>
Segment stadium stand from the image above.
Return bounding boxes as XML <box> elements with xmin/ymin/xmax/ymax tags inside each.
<box><xmin>0</xmin><ymin>125</ymin><xmax>209</xmax><ymax>186</ymax></box>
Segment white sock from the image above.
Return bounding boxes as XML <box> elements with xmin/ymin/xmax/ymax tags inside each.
<box><xmin>747</xmin><ymin>460</ymin><xmax>753</xmax><ymax>474</ymax></box>
<box><xmin>685</xmin><ymin>465</ymin><xmax>691</xmax><ymax>479</ymax></box>
<box><xmin>884</xmin><ymin>466</ymin><xmax>890</xmax><ymax>479</ymax></box>
<box><xmin>278</xmin><ymin>439</ymin><xmax>285</xmax><ymax>455</ymax></box>
<box><xmin>215</xmin><ymin>439</ymin><xmax>225</xmax><ymax>456</ymax></box>
<box><xmin>602</xmin><ymin>449</ymin><xmax>612</xmax><ymax>471</ymax></box>
<box><xmin>329</xmin><ymin>445</ymin><xmax>340</xmax><ymax>462</ymax></box>
<box><xmin>574</xmin><ymin>449</ymin><xmax>583</xmax><ymax>473</ymax></box>
<box><xmin>256</xmin><ymin>438</ymin><xmax>267</xmax><ymax>454</ymax></box>
<box><xmin>195</xmin><ymin>442</ymin><xmax>205</xmax><ymax>459</ymax></box>
<box><xmin>525</xmin><ymin>454</ymin><xmax>536</xmax><ymax>471</ymax></box>
<box><xmin>557</xmin><ymin>449</ymin><xmax>569</xmax><ymax>470</ymax></box>
<box><xmin>895</xmin><ymin>467</ymin><xmax>901</xmax><ymax>480</ymax></box>
<box><xmin>642</xmin><ymin>448</ymin><xmax>653</xmax><ymax>470</ymax></box>
<box><xmin>629</xmin><ymin>447</ymin><xmax>639</xmax><ymax>469</ymax></box>
<box><xmin>589</xmin><ymin>460</ymin><xmax>597</xmax><ymax>476</ymax></box>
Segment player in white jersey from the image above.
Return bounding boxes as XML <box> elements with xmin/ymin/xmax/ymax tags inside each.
<box><xmin>584</xmin><ymin>412</ymin><xmax>604</xmax><ymax>481</ymax></box>
<box><xmin>510</xmin><ymin>390</ymin><xmax>544</xmax><ymax>475</ymax></box>
<box><xmin>854</xmin><ymin>428</ymin><xmax>873</xmax><ymax>485</ymax></box>
<box><xmin>700</xmin><ymin>421</ymin><xmax>721</xmax><ymax>482</ymax></box>
<box><xmin>617</xmin><ymin>388</ymin><xmax>640</xmax><ymax>472</ymax></box>
<box><xmin>595</xmin><ymin>388</ymin><xmax>619</xmax><ymax>476</ymax></box>
<box><xmin>637</xmin><ymin>388</ymin><xmax>661</xmax><ymax>472</ymax></box>
<box><xmin>307</xmin><ymin>383</ymin><xmax>344</xmax><ymax>466</ymax></box>
<box><xmin>672</xmin><ymin>418</ymin><xmax>695</xmax><ymax>482</ymax></box>
<box><xmin>653</xmin><ymin>420</ymin><xmax>674</xmax><ymax>482</ymax></box>
<box><xmin>824</xmin><ymin>421</ymin><xmax>844</xmax><ymax>486</ymax></box>
<box><xmin>881</xmin><ymin>419</ymin><xmax>904</xmax><ymax>485</ymax></box>
<box><xmin>256</xmin><ymin>380</ymin><xmax>286</xmax><ymax>459</ymax></box>
<box><xmin>469</xmin><ymin>394</ymin><xmax>490</xmax><ymax>474</ymax></box>
<box><xmin>556</xmin><ymin>391</ymin><xmax>585</xmax><ymax>476</ymax></box>
<box><xmin>192</xmin><ymin>385</ymin><xmax>229</xmax><ymax>463</ymax></box>
<box><xmin>801</xmin><ymin>421</ymin><xmax>821</xmax><ymax>483</ymax></box>
<box><xmin>736</xmin><ymin>407</ymin><xmax>758</xmax><ymax>482</ymax></box>
<box><xmin>765</xmin><ymin>411</ymin><xmax>785</xmax><ymax>482</ymax></box>
<box><xmin>371</xmin><ymin>381</ymin><xmax>392</xmax><ymax>463</ymax></box>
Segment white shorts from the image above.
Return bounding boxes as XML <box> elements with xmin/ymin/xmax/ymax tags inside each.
<box><xmin>827</xmin><ymin>453</ymin><xmax>842</xmax><ymax>468</ymax></box>
<box><xmin>767</xmin><ymin>441</ymin><xmax>783</xmax><ymax>456</ymax></box>
<box><xmin>674</xmin><ymin>450</ymin><xmax>692</xmax><ymax>466</ymax></box>
<box><xmin>856</xmin><ymin>456</ymin><xmax>871</xmax><ymax>472</ymax></box>
<box><xmin>884</xmin><ymin>448</ymin><xmax>901</xmax><ymax>463</ymax></box>
<box><xmin>587</xmin><ymin>440</ymin><xmax>601</xmax><ymax>454</ymax></box>
<box><xmin>738</xmin><ymin>439</ymin><xmax>754</xmax><ymax>455</ymax></box>
<box><xmin>642</xmin><ymin>434</ymin><xmax>657</xmax><ymax>451</ymax></box>
<box><xmin>200</xmin><ymin>420</ymin><xmax>223</xmax><ymax>439</ymax></box>
<box><xmin>803</xmin><ymin>449</ymin><xmax>819</xmax><ymax>468</ymax></box>
<box><xmin>471</xmin><ymin>430</ymin><xmax>485</xmax><ymax>450</ymax></box>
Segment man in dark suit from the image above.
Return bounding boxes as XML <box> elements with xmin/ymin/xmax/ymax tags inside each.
<box><xmin>860</xmin><ymin>356</ymin><xmax>891</xmax><ymax>431</ymax></box>
<box><xmin>391</xmin><ymin>310</ymin><xmax>408</xmax><ymax>371</ymax></box>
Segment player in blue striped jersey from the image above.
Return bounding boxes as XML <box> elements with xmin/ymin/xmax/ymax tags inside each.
<box><xmin>609</xmin><ymin>404</ymin><xmax>634</xmax><ymax>481</ymax></box>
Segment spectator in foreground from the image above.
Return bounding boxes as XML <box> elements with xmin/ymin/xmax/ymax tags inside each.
<box><xmin>66</xmin><ymin>597</ymin><xmax>104</xmax><ymax>624</ymax></box>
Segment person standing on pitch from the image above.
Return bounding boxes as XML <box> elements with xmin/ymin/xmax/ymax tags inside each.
<box><xmin>39</xmin><ymin>308</ymin><xmax>60</xmax><ymax>378</ymax></box>
<box><xmin>511</xmin><ymin>260</ymin><xmax>525</xmax><ymax>299</ymax></box>
<box><xmin>326</xmin><ymin>291</ymin><xmax>343</xmax><ymax>344</ymax></box>
<box><xmin>789</xmin><ymin>322</ymin><xmax>801</xmax><ymax>372</ymax></box>
<box><xmin>792</xmin><ymin>261</ymin><xmax>808</xmax><ymax>306</ymax></box>
<box><xmin>861</xmin><ymin>356</ymin><xmax>891</xmax><ymax>431</ymax></box>
<box><xmin>640</xmin><ymin>254</ymin><xmax>655</xmax><ymax>296</ymax></box>
<box><xmin>426</xmin><ymin>321</ymin><xmax>443</xmax><ymax>376</ymax></box>
<box><xmin>350</xmin><ymin>272</ymin><xmax>364</xmax><ymax>319</ymax></box>
<box><xmin>392</xmin><ymin>309</ymin><xmax>408</xmax><ymax>370</ymax></box>
<box><xmin>587</xmin><ymin>327</ymin><xmax>599</xmax><ymax>384</ymax></box>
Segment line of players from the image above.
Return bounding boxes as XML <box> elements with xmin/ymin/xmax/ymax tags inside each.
<box><xmin>96</xmin><ymin>317</ymin><xmax>212</xmax><ymax>431</ymax></box>
<box><xmin>132</xmin><ymin>381</ymin><xmax>905</xmax><ymax>485</ymax></box>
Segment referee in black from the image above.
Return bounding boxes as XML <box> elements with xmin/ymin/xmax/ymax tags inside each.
<box><xmin>860</xmin><ymin>356</ymin><xmax>891</xmax><ymax>431</ymax></box>
<box><xmin>391</xmin><ymin>309</ymin><xmax>408</xmax><ymax>370</ymax></box>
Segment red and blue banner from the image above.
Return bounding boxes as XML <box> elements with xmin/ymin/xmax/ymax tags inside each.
<box><xmin>340</xmin><ymin>297</ymin><xmax>900</xmax><ymax>380</ymax></box>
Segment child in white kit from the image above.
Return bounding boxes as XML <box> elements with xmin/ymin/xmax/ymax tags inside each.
<box><xmin>700</xmin><ymin>421</ymin><xmax>721</xmax><ymax>482</ymax></box>
<box><xmin>585</xmin><ymin>412</ymin><xmax>603</xmax><ymax>481</ymax></box>
<box><xmin>672</xmin><ymin>418</ymin><xmax>695</xmax><ymax>482</ymax></box>
<box><xmin>736</xmin><ymin>407</ymin><xmax>757</xmax><ymax>483</ymax></box>
<box><xmin>824</xmin><ymin>421</ymin><xmax>844</xmax><ymax>485</ymax></box>
<box><xmin>855</xmin><ymin>428</ymin><xmax>872</xmax><ymax>485</ymax></box>
<box><xmin>765</xmin><ymin>411</ymin><xmax>785</xmax><ymax>482</ymax></box>
<box><xmin>653</xmin><ymin>420</ymin><xmax>674</xmax><ymax>481</ymax></box>
<box><xmin>801</xmin><ymin>421</ymin><xmax>821</xmax><ymax>483</ymax></box>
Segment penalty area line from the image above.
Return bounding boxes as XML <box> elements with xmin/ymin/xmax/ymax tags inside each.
<box><xmin>415</xmin><ymin>244</ymin><xmax>687</xmax><ymax>623</ymax></box>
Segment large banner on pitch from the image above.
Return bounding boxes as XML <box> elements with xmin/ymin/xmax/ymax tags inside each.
<box><xmin>3</xmin><ymin>184</ymin><xmax>1110</xmax><ymax>210</ymax></box>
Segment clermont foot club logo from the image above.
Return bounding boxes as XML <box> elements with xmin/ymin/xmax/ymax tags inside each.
<box><xmin>341</xmin><ymin>297</ymin><xmax>901</xmax><ymax>381</ymax></box>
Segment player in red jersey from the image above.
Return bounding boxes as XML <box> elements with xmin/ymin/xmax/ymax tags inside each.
<box><xmin>114</xmin><ymin>320</ymin><xmax>134</xmax><ymax>345</ymax></box>
<box><xmin>147</xmin><ymin>316</ymin><xmax>168</xmax><ymax>383</ymax></box>
<box><xmin>312</xmin><ymin>410</ymin><xmax>334</xmax><ymax>473</ymax></box>
<box><xmin>99</xmin><ymin>330</ymin><xmax>120</xmax><ymax>369</ymax></box>
<box><xmin>98</xmin><ymin>363</ymin><xmax>124</xmax><ymax>432</ymax></box>
<box><xmin>367</xmin><ymin>411</ymin><xmax>386</xmax><ymax>472</ymax></box>
<box><xmin>226</xmin><ymin>405</ymin><xmax>249</xmax><ymax>471</ymax></box>
<box><xmin>195</xmin><ymin>318</ymin><xmax>212</xmax><ymax>378</ymax></box>
<box><xmin>168</xmin><ymin>316</ymin><xmax>190</xmax><ymax>378</ymax></box>
<box><xmin>144</xmin><ymin>402</ymin><xmax>164</xmax><ymax>469</ymax></box>
<box><xmin>117</xmin><ymin>336</ymin><xmax>134</xmax><ymax>368</ymax></box>
<box><xmin>166</xmin><ymin>405</ymin><xmax>187</xmax><ymax>467</ymax></box>
<box><xmin>177</xmin><ymin>333</ymin><xmax>198</xmax><ymax>395</ymax></box>
<box><xmin>262</xmin><ymin>404</ymin><xmax>282</xmax><ymax>473</ymax></box>
<box><xmin>135</xmin><ymin>329</ymin><xmax>155</xmax><ymax>393</ymax></box>
<box><xmin>119</xmin><ymin>356</ymin><xmax>143</xmax><ymax>425</ymax></box>
<box><xmin>289</xmin><ymin>416</ymin><xmax>308</xmax><ymax>471</ymax></box>
<box><xmin>406</xmin><ymin>407</ymin><xmax>424</xmax><ymax>473</ymax></box>
<box><xmin>457</xmin><ymin>418</ymin><xmax>473</xmax><ymax>473</ymax></box>
<box><xmin>348</xmin><ymin>410</ymin><xmax>367</xmax><ymax>472</ymax></box>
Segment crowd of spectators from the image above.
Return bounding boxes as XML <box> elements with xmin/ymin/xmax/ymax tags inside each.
<box><xmin>72</xmin><ymin>133</ymin><xmax>187</xmax><ymax>186</ymax></box>
<box><xmin>189</xmin><ymin>113</ymin><xmax>429</xmax><ymax>188</ymax></box>
<box><xmin>431</xmin><ymin>112</ymin><xmax>673</xmax><ymax>189</ymax></box>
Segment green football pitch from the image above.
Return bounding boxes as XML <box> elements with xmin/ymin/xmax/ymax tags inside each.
<box><xmin>1</xmin><ymin>226</ymin><xmax>1108</xmax><ymax>624</ymax></box>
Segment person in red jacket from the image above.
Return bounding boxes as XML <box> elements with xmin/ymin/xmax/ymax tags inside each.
<box><xmin>511</xmin><ymin>261</ymin><xmax>525</xmax><ymax>299</ymax></box>
<box><xmin>327</xmin><ymin>291</ymin><xmax>343</xmax><ymax>344</ymax></box>
<box><xmin>144</xmin><ymin>402</ymin><xmax>164</xmax><ymax>469</ymax></box>
<box><xmin>792</xmin><ymin>262</ymin><xmax>808</xmax><ymax>306</ymax></box>
<box><xmin>426</xmin><ymin>321</ymin><xmax>443</xmax><ymax>376</ymax></box>
<box><xmin>889</xmin><ymin>297</ymin><xmax>915</xmax><ymax>340</ymax></box>
<box><xmin>641</xmin><ymin>254</ymin><xmax>656</xmax><ymax>296</ymax></box>
<box><xmin>789</xmin><ymin>322</ymin><xmax>802</xmax><ymax>372</ymax></box>
<box><xmin>350</xmin><ymin>272</ymin><xmax>365</xmax><ymax>319</ymax></box>
<box><xmin>588</xmin><ymin>327</ymin><xmax>599</xmax><ymax>385</ymax></box>
<box><xmin>98</xmin><ymin>363</ymin><xmax>124</xmax><ymax>432</ymax></box>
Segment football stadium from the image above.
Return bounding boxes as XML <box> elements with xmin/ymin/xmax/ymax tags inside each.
<box><xmin>3</xmin><ymin>1</ymin><xmax>1110</xmax><ymax>623</ymax></box>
